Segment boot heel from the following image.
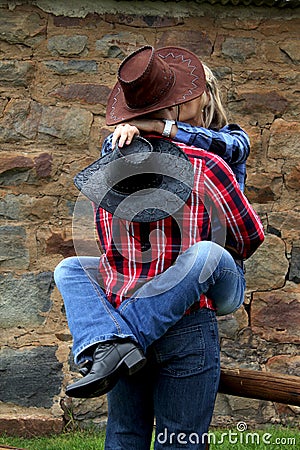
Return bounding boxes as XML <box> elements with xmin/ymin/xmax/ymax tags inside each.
<box><xmin>123</xmin><ymin>348</ymin><xmax>146</xmax><ymax>375</ymax></box>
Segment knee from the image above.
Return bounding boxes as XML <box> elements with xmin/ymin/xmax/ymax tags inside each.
<box><xmin>54</xmin><ymin>256</ymin><xmax>80</xmax><ymax>285</ymax></box>
<box><xmin>189</xmin><ymin>241</ymin><xmax>223</xmax><ymax>257</ymax></box>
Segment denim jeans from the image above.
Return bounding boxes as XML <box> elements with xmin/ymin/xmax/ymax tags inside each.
<box><xmin>105</xmin><ymin>308</ymin><xmax>220</xmax><ymax>450</ymax></box>
<box><xmin>54</xmin><ymin>241</ymin><xmax>245</xmax><ymax>364</ymax></box>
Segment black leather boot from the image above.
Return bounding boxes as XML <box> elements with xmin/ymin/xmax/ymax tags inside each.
<box><xmin>66</xmin><ymin>340</ymin><xmax>146</xmax><ymax>398</ymax></box>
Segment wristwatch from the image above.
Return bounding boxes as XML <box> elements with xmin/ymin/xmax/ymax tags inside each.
<box><xmin>162</xmin><ymin>119</ymin><xmax>176</xmax><ymax>138</ymax></box>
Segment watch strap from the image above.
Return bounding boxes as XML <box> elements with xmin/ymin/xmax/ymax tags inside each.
<box><xmin>162</xmin><ymin>119</ymin><xmax>176</xmax><ymax>138</ymax></box>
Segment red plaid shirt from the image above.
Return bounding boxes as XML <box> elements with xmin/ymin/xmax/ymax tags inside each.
<box><xmin>95</xmin><ymin>139</ymin><xmax>264</xmax><ymax>309</ymax></box>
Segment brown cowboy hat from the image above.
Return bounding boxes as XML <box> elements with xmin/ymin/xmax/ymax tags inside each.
<box><xmin>106</xmin><ymin>46</ymin><xmax>207</xmax><ymax>126</ymax></box>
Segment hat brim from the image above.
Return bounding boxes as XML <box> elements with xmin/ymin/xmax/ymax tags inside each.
<box><xmin>74</xmin><ymin>137</ymin><xmax>194</xmax><ymax>222</ymax></box>
<box><xmin>106</xmin><ymin>46</ymin><xmax>206</xmax><ymax>126</ymax></box>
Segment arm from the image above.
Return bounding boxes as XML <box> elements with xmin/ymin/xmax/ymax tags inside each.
<box><xmin>204</xmin><ymin>154</ymin><xmax>264</xmax><ymax>260</ymax></box>
<box><xmin>175</xmin><ymin>123</ymin><xmax>250</xmax><ymax>165</ymax></box>
<box><xmin>101</xmin><ymin>120</ymin><xmax>163</xmax><ymax>154</ymax></box>
<box><xmin>102</xmin><ymin>121</ymin><xmax>250</xmax><ymax>165</ymax></box>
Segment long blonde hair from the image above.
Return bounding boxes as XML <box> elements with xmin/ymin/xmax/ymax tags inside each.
<box><xmin>201</xmin><ymin>64</ymin><xmax>228</xmax><ymax>130</ymax></box>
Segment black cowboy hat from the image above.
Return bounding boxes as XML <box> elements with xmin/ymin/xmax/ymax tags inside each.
<box><xmin>74</xmin><ymin>136</ymin><xmax>194</xmax><ymax>223</ymax></box>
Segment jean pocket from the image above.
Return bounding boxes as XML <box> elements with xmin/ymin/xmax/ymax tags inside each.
<box><xmin>154</xmin><ymin>324</ymin><xmax>205</xmax><ymax>378</ymax></box>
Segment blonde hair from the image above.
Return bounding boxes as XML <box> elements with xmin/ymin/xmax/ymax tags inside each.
<box><xmin>201</xmin><ymin>64</ymin><xmax>228</xmax><ymax>130</ymax></box>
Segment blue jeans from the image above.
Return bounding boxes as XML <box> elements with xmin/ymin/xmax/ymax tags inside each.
<box><xmin>105</xmin><ymin>308</ymin><xmax>220</xmax><ymax>450</ymax></box>
<box><xmin>54</xmin><ymin>241</ymin><xmax>245</xmax><ymax>364</ymax></box>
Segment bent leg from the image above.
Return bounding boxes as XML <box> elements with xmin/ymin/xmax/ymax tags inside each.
<box><xmin>119</xmin><ymin>241</ymin><xmax>245</xmax><ymax>350</ymax></box>
<box><xmin>54</xmin><ymin>256</ymin><xmax>136</xmax><ymax>364</ymax></box>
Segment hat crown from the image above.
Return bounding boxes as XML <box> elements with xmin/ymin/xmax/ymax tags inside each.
<box><xmin>109</xmin><ymin>136</ymin><xmax>163</xmax><ymax>195</ymax></box>
<box><xmin>117</xmin><ymin>46</ymin><xmax>175</xmax><ymax>110</ymax></box>
<box><xmin>74</xmin><ymin>137</ymin><xmax>194</xmax><ymax>222</ymax></box>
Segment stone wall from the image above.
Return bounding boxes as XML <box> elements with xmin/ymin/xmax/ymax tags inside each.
<box><xmin>0</xmin><ymin>0</ymin><xmax>299</xmax><ymax>435</ymax></box>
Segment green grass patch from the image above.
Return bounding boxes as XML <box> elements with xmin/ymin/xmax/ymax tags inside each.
<box><xmin>0</xmin><ymin>430</ymin><xmax>105</xmax><ymax>450</ymax></box>
<box><xmin>0</xmin><ymin>426</ymin><xmax>298</xmax><ymax>449</ymax></box>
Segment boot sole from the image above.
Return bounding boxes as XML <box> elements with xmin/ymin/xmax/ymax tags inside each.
<box><xmin>66</xmin><ymin>346</ymin><xmax>146</xmax><ymax>398</ymax></box>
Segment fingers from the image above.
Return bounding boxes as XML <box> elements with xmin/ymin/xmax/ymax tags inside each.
<box><xmin>112</xmin><ymin>124</ymin><xmax>140</xmax><ymax>148</ymax></box>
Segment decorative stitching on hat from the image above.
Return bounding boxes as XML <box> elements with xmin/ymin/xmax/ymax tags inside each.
<box><xmin>158</xmin><ymin>50</ymin><xmax>200</xmax><ymax>101</ymax></box>
<box><xmin>109</xmin><ymin>86</ymin><xmax>124</xmax><ymax>122</ymax></box>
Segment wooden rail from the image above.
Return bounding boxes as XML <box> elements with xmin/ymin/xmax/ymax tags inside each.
<box><xmin>219</xmin><ymin>367</ymin><xmax>300</xmax><ymax>406</ymax></box>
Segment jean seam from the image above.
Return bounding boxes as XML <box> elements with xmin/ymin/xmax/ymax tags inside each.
<box><xmin>163</xmin><ymin>324</ymin><xmax>204</xmax><ymax>337</ymax></box>
<box><xmin>87</xmin><ymin>272</ymin><xmax>124</xmax><ymax>335</ymax></box>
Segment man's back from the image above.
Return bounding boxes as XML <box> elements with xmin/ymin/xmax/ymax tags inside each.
<box><xmin>94</xmin><ymin>138</ymin><xmax>264</xmax><ymax>306</ymax></box>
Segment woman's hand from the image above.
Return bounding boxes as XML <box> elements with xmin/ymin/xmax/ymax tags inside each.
<box><xmin>112</xmin><ymin>119</ymin><xmax>166</xmax><ymax>148</ymax></box>
<box><xmin>112</xmin><ymin>123</ymin><xmax>140</xmax><ymax>148</ymax></box>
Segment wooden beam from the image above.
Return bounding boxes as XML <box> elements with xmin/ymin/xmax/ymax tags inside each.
<box><xmin>219</xmin><ymin>367</ymin><xmax>300</xmax><ymax>406</ymax></box>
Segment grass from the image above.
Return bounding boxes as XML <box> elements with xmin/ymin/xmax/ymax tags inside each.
<box><xmin>0</xmin><ymin>426</ymin><xmax>298</xmax><ymax>449</ymax></box>
<box><xmin>0</xmin><ymin>430</ymin><xmax>106</xmax><ymax>450</ymax></box>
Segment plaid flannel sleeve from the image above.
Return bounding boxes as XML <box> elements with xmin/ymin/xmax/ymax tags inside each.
<box><xmin>204</xmin><ymin>155</ymin><xmax>264</xmax><ymax>260</ymax></box>
<box><xmin>175</xmin><ymin>123</ymin><xmax>250</xmax><ymax>164</ymax></box>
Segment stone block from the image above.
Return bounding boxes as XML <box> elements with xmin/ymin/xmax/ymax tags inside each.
<box><xmin>227</xmin><ymin>395</ymin><xmax>261</xmax><ymax>417</ymax></box>
<box><xmin>61</xmin><ymin>396</ymin><xmax>108</xmax><ymax>430</ymax></box>
<box><xmin>0</xmin><ymin>9</ymin><xmax>46</xmax><ymax>46</ymax></box>
<box><xmin>0</xmin><ymin>157</ymin><xmax>32</xmax><ymax>185</ymax></box>
<box><xmin>0</xmin><ymin>346</ymin><xmax>63</xmax><ymax>408</ymax></box>
<box><xmin>0</xmin><ymin>194</ymin><xmax>58</xmax><ymax>221</ymax></box>
<box><xmin>95</xmin><ymin>32</ymin><xmax>148</xmax><ymax>58</ymax></box>
<box><xmin>0</xmin><ymin>151</ymin><xmax>52</xmax><ymax>184</ymax></box>
<box><xmin>104</xmin><ymin>13</ymin><xmax>183</xmax><ymax>28</ymax></box>
<box><xmin>245</xmin><ymin>171</ymin><xmax>282</xmax><ymax>203</ymax></box>
<box><xmin>245</xmin><ymin>234</ymin><xmax>289</xmax><ymax>291</ymax></box>
<box><xmin>52</xmin><ymin>12</ymin><xmax>101</xmax><ymax>27</ymax></box>
<box><xmin>0</xmin><ymin>272</ymin><xmax>54</xmax><ymax>329</ymax></box>
<box><xmin>251</xmin><ymin>288</ymin><xmax>300</xmax><ymax>343</ymax></box>
<box><xmin>266</xmin><ymin>355</ymin><xmax>300</xmax><ymax>377</ymax></box>
<box><xmin>0</xmin><ymin>154</ymin><xmax>34</xmax><ymax>175</ymax></box>
<box><xmin>0</xmin><ymin>225</ymin><xmax>29</xmax><ymax>269</ymax></box>
<box><xmin>267</xmin><ymin>211</ymin><xmax>300</xmax><ymax>244</ymax></box>
<box><xmin>50</xmin><ymin>83</ymin><xmax>110</xmax><ymax>105</ymax></box>
<box><xmin>230</xmin><ymin>90</ymin><xmax>288</xmax><ymax>118</ymax></box>
<box><xmin>279</xmin><ymin>39</ymin><xmax>300</xmax><ymax>64</ymax></box>
<box><xmin>0</xmin><ymin>415</ymin><xmax>64</xmax><ymax>437</ymax></box>
<box><xmin>38</xmin><ymin>104</ymin><xmax>93</xmax><ymax>145</ymax></box>
<box><xmin>44</xmin><ymin>60</ymin><xmax>98</xmax><ymax>75</ymax></box>
<box><xmin>0</xmin><ymin>99</ymin><xmax>93</xmax><ymax>145</ymax></box>
<box><xmin>0</xmin><ymin>61</ymin><xmax>35</xmax><ymax>87</ymax></box>
<box><xmin>261</xmin><ymin>41</ymin><xmax>287</xmax><ymax>64</ymax></box>
<box><xmin>218</xmin><ymin>307</ymin><xmax>248</xmax><ymax>340</ymax></box>
<box><xmin>283</xmin><ymin>160</ymin><xmax>300</xmax><ymax>191</ymax></box>
<box><xmin>221</xmin><ymin>37</ymin><xmax>256</xmax><ymax>62</ymax></box>
<box><xmin>289</xmin><ymin>243</ymin><xmax>300</xmax><ymax>283</ymax></box>
<box><xmin>0</xmin><ymin>99</ymin><xmax>42</xmax><ymax>142</ymax></box>
<box><xmin>34</xmin><ymin>153</ymin><xmax>53</xmax><ymax>178</ymax></box>
<box><xmin>48</xmin><ymin>35</ymin><xmax>88</xmax><ymax>57</ymax></box>
<box><xmin>268</xmin><ymin>119</ymin><xmax>300</xmax><ymax>160</ymax></box>
<box><xmin>157</xmin><ymin>30</ymin><xmax>213</xmax><ymax>57</ymax></box>
<box><xmin>46</xmin><ymin>232</ymin><xmax>75</xmax><ymax>258</ymax></box>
